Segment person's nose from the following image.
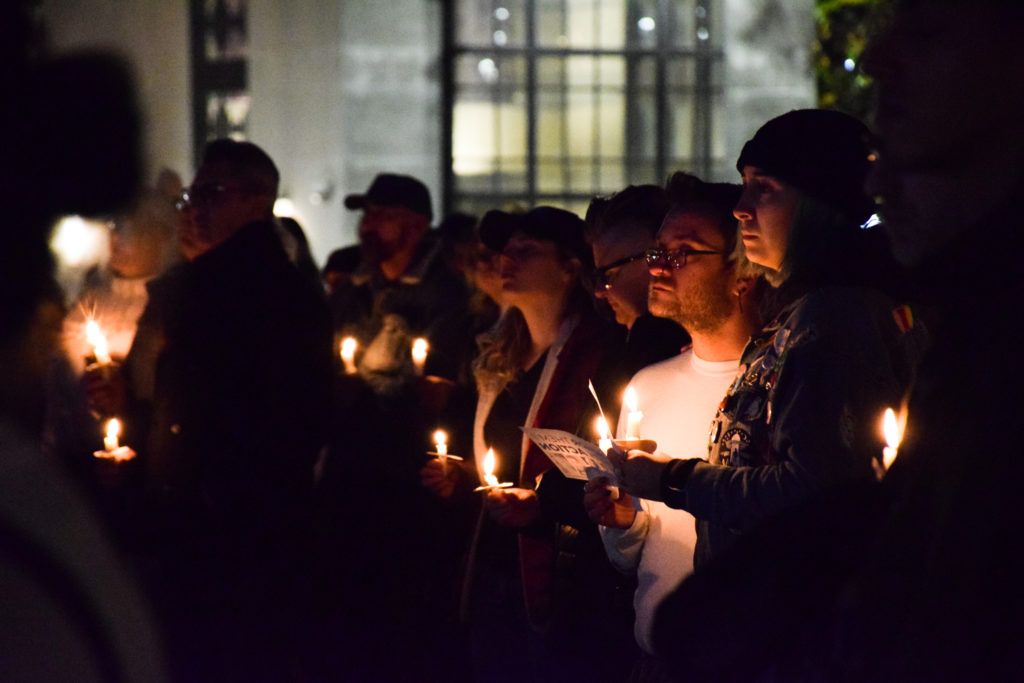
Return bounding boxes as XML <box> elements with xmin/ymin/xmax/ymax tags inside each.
<box><xmin>733</xmin><ymin>191</ymin><xmax>755</xmax><ymax>222</ymax></box>
<box><xmin>647</xmin><ymin>255</ymin><xmax>670</xmax><ymax>277</ymax></box>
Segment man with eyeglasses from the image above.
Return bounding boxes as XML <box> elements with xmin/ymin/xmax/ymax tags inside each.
<box><xmin>584</xmin><ymin>173</ymin><xmax>761</xmax><ymax>682</ymax></box>
<box><xmin>112</xmin><ymin>139</ymin><xmax>333</xmax><ymax>679</ymax></box>
<box><xmin>584</xmin><ymin>184</ymin><xmax>689</xmax><ymax>381</ymax></box>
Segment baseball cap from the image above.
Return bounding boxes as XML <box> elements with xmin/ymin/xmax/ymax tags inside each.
<box><xmin>344</xmin><ymin>173</ymin><xmax>433</xmax><ymax>221</ymax></box>
<box><xmin>479</xmin><ymin>206</ymin><xmax>590</xmax><ymax>265</ymax></box>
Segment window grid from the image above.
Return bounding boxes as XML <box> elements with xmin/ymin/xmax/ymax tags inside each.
<box><xmin>446</xmin><ymin>0</ymin><xmax>724</xmax><ymax>216</ymax></box>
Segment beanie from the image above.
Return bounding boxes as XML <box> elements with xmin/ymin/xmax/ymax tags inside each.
<box><xmin>736</xmin><ymin>109</ymin><xmax>875</xmax><ymax>223</ymax></box>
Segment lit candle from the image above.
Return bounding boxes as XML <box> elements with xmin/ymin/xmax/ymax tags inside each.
<box><xmin>94</xmin><ymin>417</ymin><xmax>136</xmax><ymax>462</ymax></box>
<box><xmin>474</xmin><ymin>448</ymin><xmax>512</xmax><ymax>491</ymax></box>
<box><xmin>881</xmin><ymin>407</ymin><xmax>901</xmax><ymax>470</ymax></box>
<box><xmin>428</xmin><ymin>429</ymin><xmax>463</xmax><ymax>468</ymax></box>
<box><xmin>596</xmin><ymin>416</ymin><xmax>613</xmax><ymax>454</ymax></box>
<box><xmin>85</xmin><ymin>319</ymin><xmax>112</xmax><ymax>366</ymax></box>
<box><xmin>411</xmin><ymin>337</ymin><xmax>429</xmax><ymax>375</ymax></box>
<box><xmin>104</xmin><ymin>417</ymin><xmax>120</xmax><ymax>452</ymax></box>
<box><xmin>624</xmin><ymin>386</ymin><xmax>643</xmax><ymax>440</ymax></box>
<box><xmin>340</xmin><ymin>336</ymin><xmax>358</xmax><ymax>374</ymax></box>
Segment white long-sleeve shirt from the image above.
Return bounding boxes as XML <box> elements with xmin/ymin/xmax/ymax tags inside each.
<box><xmin>601</xmin><ymin>348</ymin><xmax>738</xmax><ymax>653</ymax></box>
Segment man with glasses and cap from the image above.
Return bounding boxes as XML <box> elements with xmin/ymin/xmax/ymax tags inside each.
<box><xmin>584</xmin><ymin>184</ymin><xmax>690</xmax><ymax>381</ymax></box>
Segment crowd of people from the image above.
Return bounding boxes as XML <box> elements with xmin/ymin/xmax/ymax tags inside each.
<box><xmin>3</xmin><ymin>0</ymin><xmax>1024</xmax><ymax>681</ymax></box>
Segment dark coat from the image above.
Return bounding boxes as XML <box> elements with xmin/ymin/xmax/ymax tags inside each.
<box><xmin>137</xmin><ymin>220</ymin><xmax>333</xmax><ymax>552</ymax></box>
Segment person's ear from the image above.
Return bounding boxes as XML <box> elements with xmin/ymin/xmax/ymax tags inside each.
<box><xmin>732</xmin><ymin>275</ymin><xmax>755</xmax><ymax>298</ymax></box>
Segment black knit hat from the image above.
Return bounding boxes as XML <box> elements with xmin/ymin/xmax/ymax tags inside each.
<box><xmin>479</xmin><ymin>206</ymin><xmax>590</xmax><ymax>266</ymax></box>
<box><xmin>736</xmin><ymin>109</ymin><xmax>874</xmax><ymax>223</ymax></box>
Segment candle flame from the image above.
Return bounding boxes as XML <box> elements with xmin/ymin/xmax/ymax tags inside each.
<box><xmin>411</xmin><ymin>337</ymin><xmax>429</xmax><ymax>363</ymax></box>
<box><xmin>883</xmin><ymin>408</ymin><xmax>900</xmax><ymax>449</ymax></box>
<box><xmin>434</xmin><ymin>429</ymin><xmax>448</xmax><ymax>456</ymax></box>
<box><xmin>624</xmin><ymin>386</ymin><xmax>639</xmax><ymax>413</ymax></box>
<box><xmin>596</xmin><ymin>416</ymin><xmax>610</xmax><ymax>440</ymax></box>
<box><xmin>104</xmin><ymin>418</ymin><xmax>120</xmax><ymax>451</ymax></box>
<box><xmin>85</xmin><ymin>319</ymin><xmax>112</xmax><ymax>365</ymax></box>
<box><xmin>880</xmin><ymin>407</ymin><xmax>902</xmax><ymax>471</ymax></box>
<box><xmin>340</xmin><ymin>336</ymin><xmax>357</xmax><ymax>359</ymax></box>
<box><xmin>482</xmin><ymin>447</ymin><xmax>499</xmax><ymax>487</ymax></box>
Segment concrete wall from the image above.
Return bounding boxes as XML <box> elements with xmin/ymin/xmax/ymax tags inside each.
<box><xmin>251</xmin><ymin>0</ymin><xmax>443</xmax><ymax>263</ymax></box>
<box><xmin>723</xmin><ymin>0</ymin><xmax>817</xmax><ymax>161</ymax></box>
<box><xmin>40</xmin><ymin>0</ymin><xmax>192</xmax><ymax>192</ymax></box>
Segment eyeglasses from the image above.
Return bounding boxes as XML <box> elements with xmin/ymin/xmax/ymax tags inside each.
<box><xmin>175</xmin><ymin>184</ymin><xmax>250</xmax><ymax>210</ymax></box>
<box><xmin>592</xmin><ymin>252</ymin><xmax>647</xmax><ymax>290</ymax></box>
<box><xmin>644</xmin><ymin>246</ymin><xmax>726</xmax><ymax>270</ymax></box>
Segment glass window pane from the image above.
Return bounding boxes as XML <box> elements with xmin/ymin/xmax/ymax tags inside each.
<box><xmin>668</xmin><ymin>0</ymin><xmax>697</xmax><ymax>50</ymax></box>
<box><xmin>203</xmin><ymin>0</ymin><xmax>248</xmax><ymax>61</ymax></box>
<box><xmin>457</xmin><ymin>0</ymin><xmax>528</xmax><ymax>47</ymax></box>
<box><xmin>631</xmin><ymin>0</ymin><xmax>661</xmax><ymax>50</ymax></box>
<box><xmin>536</xmin><ymin>0</ymin><xmax>567</xmax><ymax>48</ymax></box>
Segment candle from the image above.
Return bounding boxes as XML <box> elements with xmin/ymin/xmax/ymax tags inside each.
<box><xmin>624</xmin><ymin>386</ymin><xmax>643</xmax><ymax>440</ymax></box>
<box><xmin>428</xmin><ymin>429</ymin><xmax>463</xmax><ymax>469</ymax></box>
<box><xmin>474</xmin><ymin>448</ymin><xmax>512</xmax><ymax>491</ymax></box>
<box><xmin>411</xmin><ymin>337</ymin><xmax>429</xmax><ymax>375</ymax></box>
<box><xmin>881</xmin><ymin>407</ymin><xmax>901</xmax><ymax>470</ymax></box>
<box><xmin>94</xmin><ymin>417</ymin><xmax>136</xmax><ymax>462</ymax></box>
<box><xmin>104</xmin><ymin>417</ymin><xmax>120</xmax><ymax>451</ymax></box>
<box><xmin>340</xmin><ymin>336</ymin><xmax>358</xmax><ymax>374</ymax></box>
<box><xmin>596</xmin><ymin>416</ymin><xmax>613</xmax><ymax>454</ymax></box>
<box><xmin>85</xmin><ymin>319</ymin><xmax>112</xmax><ymax>365</ymax></box>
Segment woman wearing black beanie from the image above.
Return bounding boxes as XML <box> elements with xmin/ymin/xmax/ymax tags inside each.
<box><xmin>610</xmin><ymin>109</ymin><xmax>932</xmax><ymax>682</ymax></box>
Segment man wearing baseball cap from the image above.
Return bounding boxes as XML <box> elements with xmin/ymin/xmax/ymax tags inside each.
<box><xmin>319</xmin><ymin>173</ymin><xmax>474</xmax><ymax>681</ymax></box>
<box><xmin>327</xmin><ymin>172</ymin><xmax>470</xmax><ymax>384</ymax></box>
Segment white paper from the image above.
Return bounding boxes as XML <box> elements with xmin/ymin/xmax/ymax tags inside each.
<box><xmin>522</xmin><ymin>427</ymin><xmax>618</xmax><ymax>483</ymax></box>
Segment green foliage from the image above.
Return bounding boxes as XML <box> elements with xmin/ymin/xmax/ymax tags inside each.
<box><xmin>813</xmin><ymin>0</ymin><xmax>884</xmax><ymax>122</ymax></box>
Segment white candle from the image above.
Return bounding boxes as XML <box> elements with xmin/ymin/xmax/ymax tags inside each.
<box><xmin>596</xmin><ymin>416</ymin><xmax>613</xmax><ymax>454</ymax></box>
<box><xmin>95</xmin><ymin>418</ymin><xmax>136</xmax><ymax>462</ymax></box>
<box><xmin>85</xmin><ymin>320</ymin><xmax>112</xmax><ymax>365</ymax></box>
<box><xmin>624</xmin><ymin>386</ymin><xmax>643</xmax><ymax>440</ymax></box>
<box><xmin>411</xmin><ymin>337</ymin><xmax>429</xmax><ymax>375</ymax></box>
<box><xmin>340</xmin><ymin>336</ymin><xmax>358</xmax><ymax>374</ymax></box>
<box><xmin>881</xmin><ymin>407</ymin><xmax>901</xmax><ymax>470</ymax></box>
<box><xmin>433</xmin><ymin>429</ymin><xmax>448</xmax><ymax>457</ymax></box>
